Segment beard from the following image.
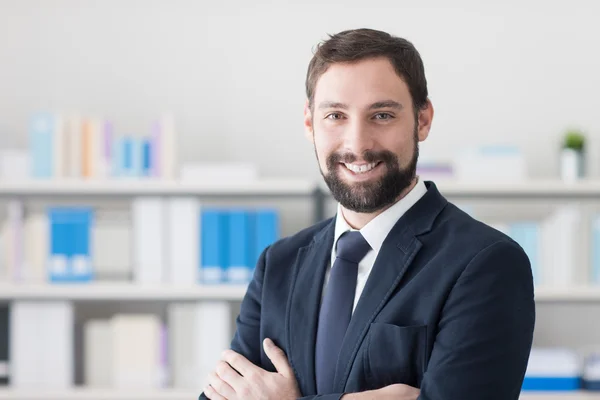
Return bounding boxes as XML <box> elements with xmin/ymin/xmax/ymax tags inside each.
<box><xmin>317</xmin><ymin>129</ymin><xmax>419</xmax><ymax>214</ymax></box>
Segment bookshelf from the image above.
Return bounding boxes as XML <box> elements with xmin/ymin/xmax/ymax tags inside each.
<box><xmin>0</xmin><ymin>283</ymin><xmax>248</xmax><ymax>301</ymax></box>
<box><xmin>0</xmin><ymin>178</ymin><xmax>599</xmax><ymax>303</ymax></box>
<box><xmin>2</xmin><ymin>178</ymin><xmax>600</xmax><ymax>197</ymax></box>
<box><xmin>0</xmin><ymin>178</ymin><xmax>317</xmax><ymax>197</ymax></box>
<box><xmin>0</xmin><ymin>178</ymin><xmax>327</xmax><ymax>223</ymax></box>
<box><xmin>2</xmin><ymin>177</ymin><xmax>600</xmax><ymax>395</ymax></box>
<box><xmin>2</xmin><ymin>177</ymin><xmax>600</xmax><ymax>229</ymax></box>
<box><xmin>0</xmin><ymin>283</ymin><xmax>600</xmax><ymax>302</ymax></box>
<box><xmin>3</xmin><ymin>178</ymin><xmax>600</xmax><ymax>198</ymax></box>
<box><xmin>2</xmin><ymin>177</ymin><xmax>600</xmax><ymax>226</ymax></box>
<box><xmin>535</xmin><ymin>286</ymin><xmax>600</xmax><ymax>302</ymax></box>
<box><xmin>435</xmin><ymin>179</ymin><xmax>600</xmax><ymax>199</ymax></box>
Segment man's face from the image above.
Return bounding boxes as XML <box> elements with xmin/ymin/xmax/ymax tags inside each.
<box><xmin>304</xmin><ymin>57</ymin><xmax>432</xmax><ymax>213</ymax></box>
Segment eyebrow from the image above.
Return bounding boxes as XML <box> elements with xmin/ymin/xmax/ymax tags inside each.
<box><xmin>369</xmin><ymin>100</ymin><xmax>403</xmax><ymax>110</ymax></box>
<box><xmin>318</xmin><ymin>101</ymin><xmax>348</xmax><ymax>110</ymax></box>
<box><xmin>317</xmin><ymin>100</ymin><xmax>403</xmax><ymax>110</ymax></box>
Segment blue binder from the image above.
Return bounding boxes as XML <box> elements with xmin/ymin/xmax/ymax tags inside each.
<box><xmin>252</xmin><ymin>208</ymin><xmax>279</xmax><ymax>270</ymax></box>
<box><xmin>30</xmin><ymin>113</ymin><xmax>54</xmax><ymax>178</ymax></box>
<box><xmin>48</xmin><ymin>208</ymin><xmax>70</xmax><ymax>281</ymax></box>
<box><xmin>71</xmin><ymin>208</ymin><xmax>94</xmax><ymax>282</ymax></box>
<box><xmin>142</xmin><ymin>138</ymin><xmax>152</xmax><ymax>177</ymax></box>
<box><xmin>130</xmin><ymin>138</ymin><xmax>143</xmax><ymax>177</ymax></box>
<box><xmin>122</xmin><ymin>137</ymin><xmax>133</xmax><ymax>176</ymax></box>
<box><xmin>48</xmin><ymin>207</ymin><xmax>94</xmax><ymax>283</ymax></box>
<box><xmin>200</xmin><ymin>209</ymin><xmax>227</xmax><ymax>284</ymax></box>
<box><xmin>522</xmin><ymin>376</ymin><xmax>581</xmax><ymax>391</ymax></box>
<box><xmin>227</xmin><ymin>209</ymin><xmax>252</xmax><ymax>284</ymax></box>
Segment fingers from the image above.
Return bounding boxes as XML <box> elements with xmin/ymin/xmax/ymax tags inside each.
<box><xmin>207</xmin><ymin>371</ymin><xmax>236</xmax><ymax>399</ymax></box>
<box><xmin>397</xmin><ymin>383</ymin><xmax>420</xmax><ymax>396</ymax></box>
<box><xmin>408</xmin><ymin>387</ymin><xmax>421</xmax><ymax>398</ymax></box>
<box><xmin>216</xmin><ymin>360</ymin><xmax>245</xmax><ymax>390</ymax></box>
<box><xmin>203</xmin><ymin>384</ymin><xmax>226</xmax><ymax>400</ymax></box>
<box><xmin>383</xmin><ymin>384</ymin><xmax>420</xmax><ymax>399</ymax></box>
<box><xmin>263</xmin><ymin>338</ymin><xmax>293</xmax><ymax>377</ymax></box>
<box><xmin>221</xmin><ymin>349</ymin><xmax>257</xmax><ymax>378</ymax></box>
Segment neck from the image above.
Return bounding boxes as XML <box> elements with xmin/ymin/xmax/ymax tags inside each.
<box><xmin>340</xmin><ymin>177</ymin><xmax>418</xmax><ymax>230</ymax></box>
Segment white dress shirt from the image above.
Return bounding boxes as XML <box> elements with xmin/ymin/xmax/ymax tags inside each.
<box><xmin>322</xmin><ymin>178</ymin><xmax>428</xmax><ymax>313</ymax></box>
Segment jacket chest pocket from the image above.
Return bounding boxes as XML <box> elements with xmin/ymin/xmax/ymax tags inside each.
<box><xmin>363</xmin><ymin>322</ymin><xmax>427</xmax><ymax>390</ymax></box>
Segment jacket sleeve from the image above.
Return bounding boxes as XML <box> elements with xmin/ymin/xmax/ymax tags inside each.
<box><xmin>418</xmin><ymin>240</ymin><xmax>536</xmax><ymax>400</ymax></box>
<box><xmin>198</xmin><ymin>245</ymin><xmax>269</xmax><ymax>400</ymax></box>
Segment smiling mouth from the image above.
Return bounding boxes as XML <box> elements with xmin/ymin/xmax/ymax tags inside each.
<box><xmin>341</xmin><ymin>161</ymin><xmax>382</xmax><ymax>174</ymax></box>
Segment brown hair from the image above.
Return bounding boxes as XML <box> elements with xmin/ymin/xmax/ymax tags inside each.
<box><xmin>305</xmin><ymin>28</ymin><xmax>429</xmax><ymax>113</ymax></box>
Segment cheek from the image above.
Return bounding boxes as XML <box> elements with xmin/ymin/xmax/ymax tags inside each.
<box><xmin>384</xmin><ymin>126</ymin><xmax>415</xmax><ymax>151</ymax></box>
<box><xmin>313</xmin><ymin>130</ymin><xmax>338</xmax><ymax>157</ymax></box>
<box><xmin>314</xmin><ymin>134</ymin><xmax>330</xmax><ymax>153</ymax></box>
<box><xmin>391</xmin><ymin>136</ymin><xmax>413</xmax><ymax>153</ymax></box>
<box><xmin>393</xmin><ymin>136</ymin><xmax>418</xmax><ymax>165</ymax></box>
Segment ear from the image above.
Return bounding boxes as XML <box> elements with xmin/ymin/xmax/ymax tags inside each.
<box><xmin>304</xmin><ymin>99</ymin><xmax>314</xmax><ymax>143</ymax></box>
<box><xmin>417</xmin><ymin>99</ymin><xmax>434</xmax><ymax>142</ymax></box>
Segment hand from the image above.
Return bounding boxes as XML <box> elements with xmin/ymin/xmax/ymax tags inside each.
<box><xmin>204</xmin><ymin>338</ymin><xmax>301</xmax><ymax>400</ymax></box>
<box><xmin>376</xmin><ymin>384</ymin><xmax>420</xmax><ymax>399</ymax></box>
<box><xmin>341</xmin><ymin>383</ymin><xmax>420</xmax><ymax>400</ymax></box>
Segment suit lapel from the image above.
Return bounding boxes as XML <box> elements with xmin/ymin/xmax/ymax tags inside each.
<box><xmin>287</xmin><ymin>218</ymin><xmax>335</xmax><ymax>396</ymax></box>
<box><xmin>332</xmin><ymin>181</ymin><xmax>448</xmax><ymax>393</ymax></box>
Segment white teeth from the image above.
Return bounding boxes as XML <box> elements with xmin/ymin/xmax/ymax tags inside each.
<box><xmin>344</xmin><ymin>162</ymin><xmax>378</xmax><ymax>173</ymax></box>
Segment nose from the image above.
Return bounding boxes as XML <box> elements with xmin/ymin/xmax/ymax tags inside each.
<box><xmin>343</xmin><ymin>119</ymin><xmax>374</xmax><ymax>157</ymax></box>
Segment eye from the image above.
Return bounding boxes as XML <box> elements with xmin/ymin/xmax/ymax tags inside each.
<box><xmin>325</xmin><ymin>112</ymin><xmax>345</xmax><ymax>120</ymax></box>
<box><xmin>373</xmin><ymin>113</ymin><xmax>394</xmax><ymax>120</ymax></box>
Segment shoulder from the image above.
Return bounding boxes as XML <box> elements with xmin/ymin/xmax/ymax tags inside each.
<box><xmin>263</xmin><ymin>217</ymin><xmax>334</xmax><ymax>260</ymax></box>
<box><xmin>433</xmin><ymin>201</ymin><xmax>529</xmax><ymax>264</ymax></box>
<box><xmin>426</xmin><ymin>203</ymin><xmax>534</xmax><ymax>299</ymax></box>
<box><xmin>440</xmin><ymin>201</ymin><xmax>515</xmax><ymax>241</ymax></box>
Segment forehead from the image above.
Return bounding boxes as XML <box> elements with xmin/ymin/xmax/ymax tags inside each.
<box><xmin>313</xmin><ymin>57</ymin><xmax>411</xmax><ymax>107</ymax></box>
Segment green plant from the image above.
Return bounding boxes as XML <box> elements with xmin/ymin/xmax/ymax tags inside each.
<box><xmin>563</xmin><ymin>129</ymin><xmax>585</xmax><ymax>151</ymax></box>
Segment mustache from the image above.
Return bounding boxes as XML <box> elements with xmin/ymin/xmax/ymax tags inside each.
<box><xmin>327</xmin><ymin>150</ymin><xmax>398</xmax><ymax>166</ymax></box>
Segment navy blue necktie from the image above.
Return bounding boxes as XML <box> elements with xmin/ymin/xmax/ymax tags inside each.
<box><xmin>315</xmin><ymin>231</ymin><xmax>371</xmax><ymax>394</ymax></box>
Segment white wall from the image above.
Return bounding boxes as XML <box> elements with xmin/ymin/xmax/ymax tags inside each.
<box><xmin>1</xmin><ymin>0</ymin><xmax>600</xmax><ymax>179</ymax></box>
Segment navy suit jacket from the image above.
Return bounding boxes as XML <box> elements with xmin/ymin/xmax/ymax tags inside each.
<box><xmin>199</xmin><ymin>181</ymin><xmax>535</xmax><ymax>399</ymax></box>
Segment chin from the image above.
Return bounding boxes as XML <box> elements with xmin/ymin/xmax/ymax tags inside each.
<box><xmin>323</xmin><ymin>168</ymin><xmax>416</xmax><ymax>214</ymax></box>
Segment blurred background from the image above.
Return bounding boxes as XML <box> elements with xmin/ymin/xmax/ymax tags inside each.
<box><xmin>1</xmin><ymin>0</ymin><xmax>600</xmax><ymax>398</ymax></box>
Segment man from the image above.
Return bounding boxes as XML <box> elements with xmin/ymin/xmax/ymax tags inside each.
<box><xmin>200</xmin><ymin>28</ymin><xmax>535</xmax><ymax>400</ymax></box>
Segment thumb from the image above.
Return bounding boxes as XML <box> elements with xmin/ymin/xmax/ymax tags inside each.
<box><xmin>263</xmin><ymin>338</ymin><xmax>292</xmax><ymax>377</ymax></box>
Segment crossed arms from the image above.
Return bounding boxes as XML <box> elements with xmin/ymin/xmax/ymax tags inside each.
<box><xmin>200</xmin><ymin>240</ymin><xmax>535</xmax><ymax>400</ymax></box>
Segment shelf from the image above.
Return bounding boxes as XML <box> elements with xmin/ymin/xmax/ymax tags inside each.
<box><xmin>520</xmin><ymin>392</ymin><xmax>600</xmax><ymax>399</ymax></box>
<box><xmin>0</xmin><ymin>389</ymin><xmax>198</xmax><ymax>400</ymax></box>
<box><xmin>1</xmin><ymin>283</ymin><xmax>600</xmax><ymax>302</ymax></box>
<box><xmin>0</xmin><ymin>389</ymin><xmax>596</xmax><ymax>400</ymax></box>
<box><xmin>434</xmin><ymin>179</ymin><xmax>600</xmax><ymax>199</ymax></box>
<box><xmin>0</xmin><ymin>178</ymin><xmax>316</xmax><ymax>198</ymax></box>
<box><xmin>0</xmin><ymin>282</ymin><xmax>248</xmax><ymax>301</ymax></box>
<box><xmin>535</xmin><ymin>286</ymin><xmax>600</xmax><ymax>302</ymax></box>
<box><xmin>2</xmin><ymin>178</ymin><xmax>600</xmax><ymax>199</ymax></box>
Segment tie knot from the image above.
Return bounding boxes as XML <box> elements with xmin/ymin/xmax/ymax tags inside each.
<box><xmin>335</xmin><ymin>231</ymin><xmax>371</xmax><ymax>264</ymax></box>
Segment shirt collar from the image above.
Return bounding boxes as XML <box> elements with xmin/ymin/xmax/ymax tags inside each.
<box><xmin>333</xmin><ymin>177</ymin><xmax>428</xmax><ymax>255</ymax></box>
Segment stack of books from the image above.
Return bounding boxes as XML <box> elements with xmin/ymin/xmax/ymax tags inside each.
<box><xmin>1</xmin><ymin>300</ymin><xmax>233</xmax><ymax>391</ymax></box>
<box><xmin>485</xmin><ymin>205</ymin><xmax>600</xmax><ymax>287</ymax></box>
<box><xmin>523</xmin><ymin>347</ymin><xmax>600</xmax><ymax>392</ymax></box>
<box><xmin>0</xmin><ymin>200</ymin><xmax>280</xmax><ymax>285</ymax></box>
<box><xmin>27</xmin><ymin>112</ymin><xmax>177</xmax><ymax>180</ymax></box>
